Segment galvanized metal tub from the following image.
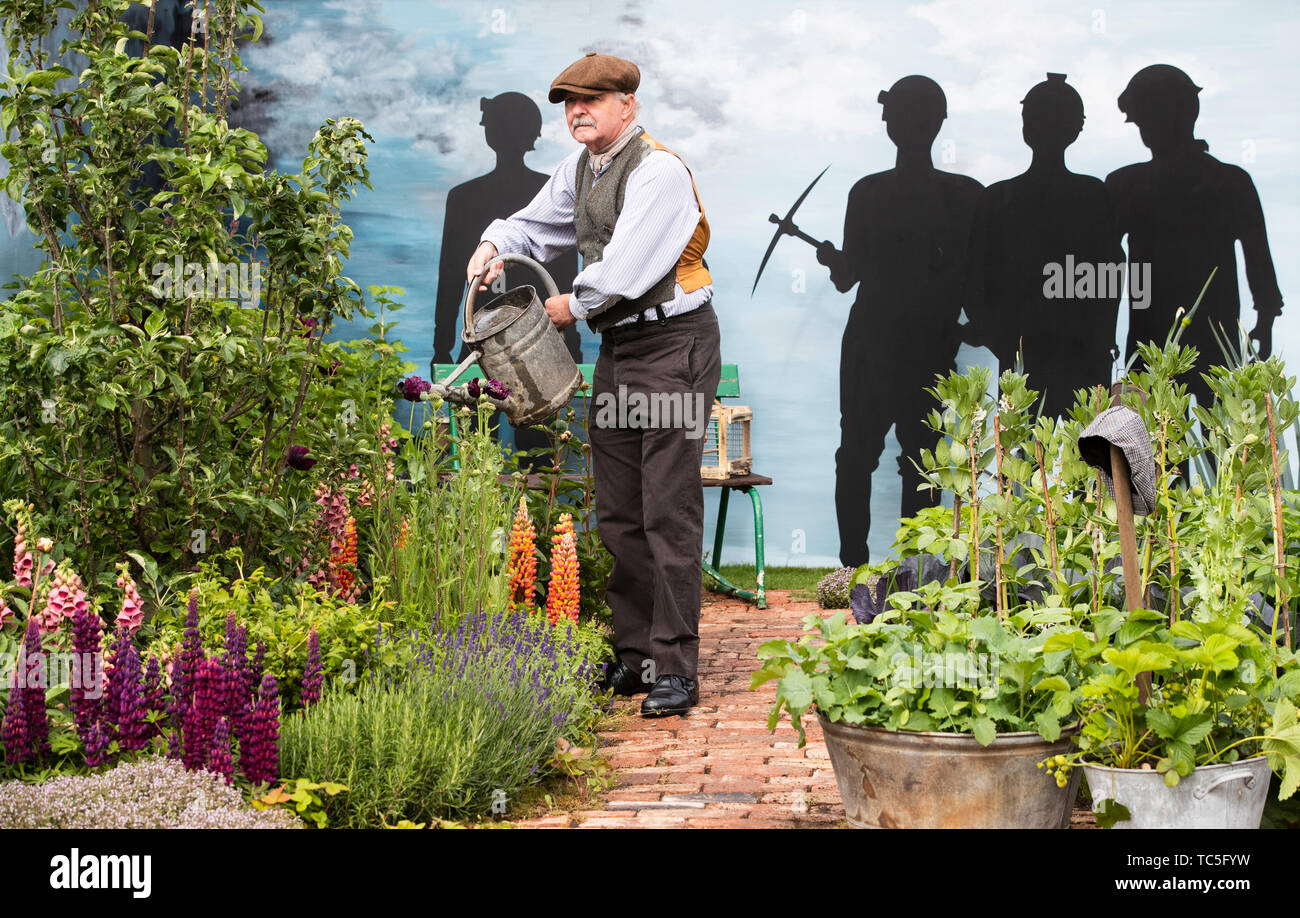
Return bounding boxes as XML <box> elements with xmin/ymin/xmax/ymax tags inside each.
<box><xmin>462</xmin><ymin>253</ymin><xmax>582</xmax><ymax>428</ymax></box>
<box><xmin>818</xmin><ymin>714</ymin><xmax>1081</xmax><ymax>829</ymax></box>
<box><xmin>1081</xmin><ymin>756</ymin><xmax>1271</xmax><ymax>829</ymax></box>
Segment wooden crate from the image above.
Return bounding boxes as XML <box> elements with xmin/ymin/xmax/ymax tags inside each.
<box><xmin>701</xmin><ymin>403</ymin><xmax>752</xmax><ymax>479</ymax></box>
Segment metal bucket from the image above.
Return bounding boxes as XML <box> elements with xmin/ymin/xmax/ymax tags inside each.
<box><xmin>818</xmin><ymin>713</ymin><xmax>1081</xmax><ymax>828</ymax></box>
<box><xmin>460</xmin><ymin>253</ymin><xmax>582</xmax><ymax>427</ymax></box>
<box><xmin>1081</xmin><ymin>756</ymin><xmax>1271</xmax><ymax>829</ymax></box>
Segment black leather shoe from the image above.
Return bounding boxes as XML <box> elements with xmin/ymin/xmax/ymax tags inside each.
<box><xmin>599</xmin><ymin>660</ymin><xmax>652</xmax><ymax>696</ymax></box>
<box><xmin>640</xmin><ymin>674</ymin><xmax>699</xmax><ymax>717</ymax></box>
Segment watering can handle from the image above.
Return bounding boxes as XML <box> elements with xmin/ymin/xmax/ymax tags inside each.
<box><xmin>464</xmin><ymin>252</ymin><xmax>561</xmax><ymax>341</ymax></box>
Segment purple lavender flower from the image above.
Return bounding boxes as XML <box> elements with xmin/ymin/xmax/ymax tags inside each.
<box><xmin>398</xmin><ymin>375</ymin><xmax>433</xmax><ymax>402</ymax></box>
<box><xmin>286</xmin><ymin>445</ymin><xmax>317</xmax><ymax>471</ymax></box>
<box><xmin>301</xmin><ymin>628</ymin><xmax>322</xmax><ymax>708</ymax></box>
<box><xmin>483</xmin><ymin>379</ymin><xmax>511</xmax><ymax>401</ymax></box>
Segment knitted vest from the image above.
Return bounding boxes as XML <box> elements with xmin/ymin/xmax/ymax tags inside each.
<box><xmin>574</xmin><ymin>127</ymin><xmax>711</xmax><ymax>332</ymax></box>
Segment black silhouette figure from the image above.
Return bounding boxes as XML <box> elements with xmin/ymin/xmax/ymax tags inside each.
<box><xmin>435</xmin><ymin>92</ymin><xmax>581</xmax><ymax>365</ymax></box>
<box><xmin>434</xmin><ymin>92</ymin><xmax>582</xmax><ymax>460</ymax></box>
<box><xmin>818</xmin><ymin>76</ymin><xmax>983</xmax><ymax>568</ymax></box>
<box><xmin>1106</xmin><ymin>65</ymin><xmax>1284</xmax><ymax>412</ymax></box>
<box><xmin>966</xmin><ymin>73</ymin><xmax>1124</xmax><ymax>419</ymax></box>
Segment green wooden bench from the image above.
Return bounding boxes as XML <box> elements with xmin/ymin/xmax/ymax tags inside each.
<box><xmin>432</xmin><ymin>360</ymin><xmax>770</xmax><ymax>608</ymax></box>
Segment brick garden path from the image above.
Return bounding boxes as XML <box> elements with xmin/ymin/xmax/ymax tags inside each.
<box><xmin>515</xmin><ymin>589</ymin><xmax>847</xmax><ymax>828</ymax></box>
<box><xmin>514</xmin><ymin>588</ymin><xmax>1099</xmax><ymax>829</ymax></box>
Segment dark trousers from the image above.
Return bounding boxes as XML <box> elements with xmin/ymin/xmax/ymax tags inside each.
<box><xmin>836</xmin><ymin>309</ymin><xmax>952</xmax><ymax>568</ymax></box>
<box><xmin>591</xmin><ymin>304</ymin><xmax>721</xmax><ymax>682</ymax></box>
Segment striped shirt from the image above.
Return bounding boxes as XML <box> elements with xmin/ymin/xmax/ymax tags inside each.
<box><xmin>480</xmin><ymin>126</ymin><xmax>712</xmax><ymax>327</ymax></box>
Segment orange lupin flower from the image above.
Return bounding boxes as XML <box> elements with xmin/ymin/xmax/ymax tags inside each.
<box><xmin>507</xmin><ymin>497</ymin><xmax>537</xmax><ymax>612</ymax></box>
<box><xmin>545</xmin><ymin>512</ymin><xmax>580</xmax><ymax>625</ymax></box>
<box><xmin>396</xmin><ymin>515</ymin><xmax>411</xmax><ymax>551</ymax></box>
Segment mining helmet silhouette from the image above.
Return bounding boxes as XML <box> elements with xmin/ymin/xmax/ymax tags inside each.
<box><xmin>1117</xmin><ymin>64</ymin><xmax>1201</xmax><ymax>123</ymax></box>
<box><xmin>1022</xmin><ymin>72</ymin><xmax>1084</xmax><ymax>125</ymax></box>
<box><xmin>479</xmin><ymin>92</ymin><xmax>543</xmax><ymax>150</ymax></box>
<box><xmin>878</xmin><ymin>75</ymin><xmax>947</xmax><ymax>121</ymax></box>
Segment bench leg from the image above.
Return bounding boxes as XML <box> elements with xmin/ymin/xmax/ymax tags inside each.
<box><xmin>702</xmin><ymin>486</ymin><xmax>767</xmax><ymax>609</ymax></box>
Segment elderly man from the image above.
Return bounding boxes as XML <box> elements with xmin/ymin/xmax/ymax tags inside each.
<box><xmin>467</xmin><ymin>52</ymin><xmax>721</xmax><ymax>716</ymax></box>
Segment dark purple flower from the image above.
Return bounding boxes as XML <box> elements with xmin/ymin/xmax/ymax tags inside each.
<box><xmin>484</xmin><ymin>379</ymin><xmax>511</xmax><ymax>401</ymax></box>
<box><xmin>241</xmin><ymin>672</ymin><xmax>280</xmax><ymax>786</ymax></box>
<box><xmin>21</xmin><ymin>617</ymin><xmax>50</xmax><ymax>760</ymax></box>
<box><xmin>208</xmin><ymin>716</ymin><xmax>235</xmax><ymax>785</ymax></box>
<box><xmin>83</xmin><ymin>720</ymin><xmax>112</xmax><ymax>768</ymax></box>
<box><xmin>183</xmin><ymin>658</ymin><xmax>224</xmax><ymax>771</ymax></box>
<box><xmin>466</xmin><ymin>378</ymin><xmax>480</xmax><ymax>399</ymax></box>
<box><xmin>108</xmin><ymin>629</ymin><xmax>149</xmax><ymax>753</ymax></box>
<box><xmin>70</xmin><ymin>604</ymin><xmax>105</xmax><ymax>740</ymax></box>
<box><xmin>2</xmin><ymin>671</ymin><xmax>29</xmax><ymax>764</ymax></box>
<box><xmin>318</xmin><ymin>358</ymin><xmax>342</xmax><ymax>379</ymax></box>
<box><xmin>286</xmin><ymin>445</ymin><xmax>317</xmax><ymax>471</ymax></box>
<box><xmin>398</xmin><ymin>375</ymin><xmax>433</xmax><ymax>402</ymax></box>
<box><xmin>301</xmin><ymin>628</ymin><xmax>322</xmax><ymax>708</ymax></box>
<box><xmin>142</xmin><ymin>654</ymin><xmax>166</xmax><ymax>739</ymax></box>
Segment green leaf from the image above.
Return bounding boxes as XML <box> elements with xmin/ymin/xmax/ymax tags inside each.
<box><xmin>1094</xmin><ymin>798</ymin><xmax>1131</xmax><ymax>829</ymax></box>
<box><xmin>972</xmin><ymin>716</ymin><xmax>996</xmax><ymax>747</ymax></box>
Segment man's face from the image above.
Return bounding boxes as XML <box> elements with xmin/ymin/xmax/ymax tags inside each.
<box><xmin>564</xmin><ymin>91</ymin><xmax>634</xmax><ymax>150</ymax></box>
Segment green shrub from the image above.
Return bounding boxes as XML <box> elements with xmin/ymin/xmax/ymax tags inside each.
<box><xmin>0</xmin><ymin>0</ymin><xmax>401</xmax><ymax>606</ymax></box>
<box><xmin>280</xmin><ymin>610</ymin><xmax>605</xmax><ymax>825</ymax></box>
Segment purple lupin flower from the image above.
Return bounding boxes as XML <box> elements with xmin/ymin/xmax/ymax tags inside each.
<box><xmin>240</xmin><ymin>672</ymin><xmax>280</xmax><ymax>786</ymax></box>
<box><xmin>142</xmin><ymin>654</ymin><xmax>166</xmax><ymax>740</ymax></box>
<box><xmin>182</xmin><ymin>658</ymin><xmax>224</xmax><ymax>771</ymax></box>
<box><xmin>69</xmin><ymin>604</ymin><xmax>105</xmax><ymax>741</ymax></box>
<box><xmin>207</xmin><ymin>716</ymin><xmax>235</xmax><ymax>785</ymax></box>
<box><xmin>2</xmin><ymin>671</ymin><xmax>29</xmax><ymax>764</ymax></box>
<box><xmin>107</xmin><ymin>629</ymin><xmax>149</xmax><ymax>753</ymax></box>
<box><xmin>20</xmin><ymin>617</ymin><xmax>49</xmax><ymax>759</ymax></box>
<box><xmin>82</xmin><ymin>719</ymin><xmax>112</xmax><ymax>768</ymax></box>
<box><xmin>300</xmin><ymin>628</ymin><xmax>322</xmax><ymax>708</ymax></box>
<box><xmin>250</xmin><ymin>642</ymin><xmax>266</xmax><ymax>692</ymax></box>
<box><xmin>223</xmin><ymin>621</ymin><xmax>252</xmax><ymax>741</ymax></box>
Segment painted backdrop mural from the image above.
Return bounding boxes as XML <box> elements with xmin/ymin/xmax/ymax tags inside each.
<box><xmin>3</xmin><ymin>0</ymin><xmax>1297</xmax><ymax>567</ymax></box>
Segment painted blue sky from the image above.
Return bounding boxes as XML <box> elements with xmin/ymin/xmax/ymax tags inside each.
<box><xmin>4</xmin><ymin>0</ymin><xmax>1298</xmax><ymax>566</ymax></box>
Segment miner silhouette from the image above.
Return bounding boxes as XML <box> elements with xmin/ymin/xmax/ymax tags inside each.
<box><xmin>965</xmin><ymin>73</ymin><xmax>1123</xmax><ymax>419</ymax></box>
<box><xmin>1106</xmin><ymin>65</ymin><xmax>1284</xmax><ymax>413</ymax></box>
<box><xmin>434</xmin><ymin>92</ymin><xmax>582</xmax><ymax>461</ymax></box>
<box><xmin>435</xmin><ymin>92</ymin><xmax>581</xmax><ymax>365</ymax></box>
<box><xmin>818</xmin><ymin>76</ymin><xmax>983</xmax><ymax>568</ymax></box>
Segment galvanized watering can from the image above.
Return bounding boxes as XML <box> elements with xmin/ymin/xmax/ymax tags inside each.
<box><xmin>434</xmin><ymin>253</ymin><xmax>582</xmax><ymax>427</ymax></box>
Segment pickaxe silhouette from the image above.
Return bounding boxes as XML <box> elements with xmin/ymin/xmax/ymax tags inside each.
<box><xmin>751</xmin><ymin>164</ymin><xmax>833</xmax><ymax>297</ymax></box>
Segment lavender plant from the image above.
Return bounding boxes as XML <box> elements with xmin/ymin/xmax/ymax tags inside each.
<box><xmin>280</xmin><ymin>609</ymin><xmax>605</xmax><ymax>825</ymax></box>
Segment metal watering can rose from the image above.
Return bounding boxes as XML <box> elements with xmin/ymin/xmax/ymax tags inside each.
<box><xmin>431</xmin><ymin>253</ymin><xmax>582</xmax><ymax>427</ymax></box>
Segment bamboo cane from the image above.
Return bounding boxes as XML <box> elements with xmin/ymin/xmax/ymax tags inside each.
<box><xmin>994</xmin><ymin>414</ymin><xmax>1006</xmax><ymax>619</ymax></box>
<box><xmin>1266</xmin><ymin>394</ymin><xmax>1292</xmax><ymax>650</ymax></box>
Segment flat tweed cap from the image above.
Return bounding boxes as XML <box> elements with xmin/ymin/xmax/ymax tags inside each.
<box><xmin>1077</xmin><ymin>405</ymin><xmax>1158</xmax><ymax>516</ymax></box>
<box><xmin>549</xmin><ymin>52</ymin><xmax>640</xmax><ymax>103</ymax></box>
